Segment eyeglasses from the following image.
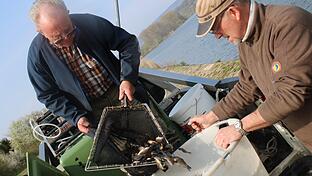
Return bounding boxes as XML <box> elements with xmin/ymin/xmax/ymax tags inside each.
<box><xmin>209</xmin><ymin>9</ymin><xmax>226</xmax><ymax>34</ymax></box>
<box><xmin>52</xmin><ymin>26</ymin><xmax>77</xmax><ymax>47</ymax></box>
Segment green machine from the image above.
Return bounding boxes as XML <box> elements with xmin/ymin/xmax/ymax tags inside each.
<box><xmin>27</xmin><ymin>134</ymin><xmax>126</xmax><ymax>176</ymax></box>
<box><xmin>58</xmin><ymin>135</ymin><xmax>126</xmax><ymax>176</ymax></box>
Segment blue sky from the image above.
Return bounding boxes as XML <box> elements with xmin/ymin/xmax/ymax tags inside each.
<box><xmin>0</xmin><ymin>0</ymin><xmax>176</xmax><ymax>138</ymax></box>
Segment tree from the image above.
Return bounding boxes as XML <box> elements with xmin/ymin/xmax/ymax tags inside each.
<box><xmin>158</xmin><ymin>11</ymin><xmax>186</xmax><ymax>32</ymax></box>
<box><xmin>175</xmin><ymin>0</ymin><xmax>196</xmax><ymax>19</ymax></box>
<box><xmin>179</xmin><ymin>61</ymin><xmax>189</xmax><ymax>66</ymax></box>
<box><xmin>0</xmin><ymin>110</ymin><xmax>46</xmax><ymax>175</ymax></box>
<box><xmin>139</xmin><ymin>0</ymin><xmax>196</xmax><ymax>56</ymax></box>
<box><xmin>0</xmin><ymin>151</ymin><xmax>26</xmax><ymax>176</ymax></box>
<box><xmin>0</xmin><ymin>138</ymin><xmax>12</xmax><ymax>154</ymax></box>
<box><xmin>139</xmin><ymin>10</ymin><xmax>186</xmax><ymax>56</ymax></box>
<box><xmin>9</xmin><ymin>110</ymin><xmax>45</xmax><ymax>154</ymax></box>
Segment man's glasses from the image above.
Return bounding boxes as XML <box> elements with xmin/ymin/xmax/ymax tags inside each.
<box><xmin>209</xmin><ymin>9</ymin><xmax>226</xmax><ymax>34</ymax></box>
<box><xmin>52</xmin><ymin>26</ymin><xmax>77</xmax><ymax>47</ymax></box>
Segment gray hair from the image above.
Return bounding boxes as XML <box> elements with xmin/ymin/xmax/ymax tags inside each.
<box><xmin>29</xmin><ymin>0</ymin><xmax>68</xmax><ymax>23</ymax></box>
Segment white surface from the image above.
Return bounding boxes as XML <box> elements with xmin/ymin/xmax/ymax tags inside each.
<box><xmin>154</xmin><ymin>119</ymin><xmax>269</xmax><ymax>176</ymax></box>
<box><xmin>169</xmin><ymin>83</ymin><xmax>216</xmax><ymax>126</ymax></box>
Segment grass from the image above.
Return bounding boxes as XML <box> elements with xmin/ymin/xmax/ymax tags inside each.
<box><xmin>160</xmin><ymin>59</ymin><xmax>240</xmax><ymax>80</ymax></box>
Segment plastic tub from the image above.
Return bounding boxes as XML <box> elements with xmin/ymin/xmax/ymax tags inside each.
<box><xmin>153</xmin><ymin>119</ymin><xmax>269</xmax><ymax>176</ymax></box>
<box><xmin>169</xmin><ymin>83</ymin><xmax>216</xmax><ymax>131</ymax></box>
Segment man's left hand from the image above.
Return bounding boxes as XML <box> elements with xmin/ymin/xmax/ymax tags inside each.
<box><xmin>215</xmin><ymin>125</ymin><xmax>243</xmax><ymax>149</ymax></box>
<box><xmin>119</xmin><ymin>80</ymin><xmax>135</xmax><ymax>101</ymax></box>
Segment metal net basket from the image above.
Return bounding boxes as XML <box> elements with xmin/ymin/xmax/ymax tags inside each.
<box><xmin>85</xmin><ymin>103</ymin><xmax>168</xmax><ymax>174</ymax></box>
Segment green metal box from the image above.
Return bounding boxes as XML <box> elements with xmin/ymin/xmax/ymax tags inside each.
<box><xmin>60</xmin><ymin>134</ymin><xmax>125</xmax><ymax>176</ymax></box>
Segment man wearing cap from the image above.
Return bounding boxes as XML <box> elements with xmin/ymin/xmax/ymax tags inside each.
<box><xmin>189</xmin><ymin>0</ymin><xmax>312</xmax><ymax>152</ymax></box>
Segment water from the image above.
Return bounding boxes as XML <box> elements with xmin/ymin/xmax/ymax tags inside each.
<box><xmin>146</xmin><ymin>0</ymin><xmax>312</xmax><ymax>66</ymax></box>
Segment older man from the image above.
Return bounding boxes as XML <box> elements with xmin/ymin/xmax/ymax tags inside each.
<box><xmin>27</xmin><ymin>0</ymin><xmax>148</xmax><ymax>134</ymax></box>
<box><xmin>189</xmin><ymin>0</ymin><xmax>312</xmax><ymax>151</ymax></box>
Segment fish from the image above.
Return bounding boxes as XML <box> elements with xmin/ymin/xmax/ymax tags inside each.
<box><xmin>155</xmin><ymin>136</ymin><xmax>164</xmax><ymax>144</ymax></box>
<box><xmin>146</xmin><ymin>157</ymin><xmax>153</xmax><ymax>161</ymax></box>
<box><xmin>159</xmin><ymin>143</ymin><xmax>164</xmax><ymax>151</ymax></box>
<box><xmin>150</xmin><ymin>151</ymin><xmax>158</xmax><ymax>157</ymax></box>
<box><xmin>132</xmin><ymin>160</ymin><xmax>140</xmax><ymax>165</ymax></box>
<box><xmin>163</xmin><ymin>156</ymin><xmax>175</xmax><ymax>166</ymax></box>
<box><xmin>147</xmin><ymin>140</ymin><xmax>158</xmax><ymax>145</ymax></box>
<box><xmin>132</xmin><ymin>154</ymin><xmax>143</xmax><ymax>161</ymax></box>
<box><xmin>166</xmin><ymin>135</ymin><xmax>181</xmax><ymax>148</ymax></box>
<box><xmin>178</xmin><ymin>147</ymin><xmax>192</xmax><ymax>154</ymax></box>
<box><xmin>138</xmin><ymin>146</ymin><xmax>152</xmax><ymax>156</ymax></box>
<box><xmin>154</xmin><ymin>156</ymin><xmax>167</xmax><ymax>171</ymax></box>
<box><xmin>173</xmin><ymin>156</ymin><xmax>192</xmax><ymax>171</ymax></box>
<box><xmin>164</xmin><ymin>143</ymin><xmax>174</xmax><ymax>151</ymax></box>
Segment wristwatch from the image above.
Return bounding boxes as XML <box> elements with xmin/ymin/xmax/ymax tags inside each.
<box><xmin>233</xmin><ymin>120</ymin><xmax>248</xmax><ymax>136</ymax></box>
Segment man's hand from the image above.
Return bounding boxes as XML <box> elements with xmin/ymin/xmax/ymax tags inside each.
<box><xmin>77</xmin><ymin>116</ymin><xmax>90</xmax><ymax>134</ymax></box>
<box><xmin>214</xmin><ymin>110</ymin><xmax>269</xmax><ymax>149</ymax></box>
<box><xmin>119</xmin><ymin>80</ymin><xmax>135</xmax><ymax>101</ymax></box>
<box><xmin>215</xmin><ymin>125</ymin><xmax>242</xmax><ymax>149</ymax></box>
<box><xmin>188</xmin><ymin>111</ymin><xmax>219</xmax><ymax>132</ymax></box>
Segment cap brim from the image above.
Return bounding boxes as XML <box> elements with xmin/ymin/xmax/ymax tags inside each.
<box><xmin>196</xmin><ymin>17</ymin><xmax>216</xmax><ymax>38</ymax></box>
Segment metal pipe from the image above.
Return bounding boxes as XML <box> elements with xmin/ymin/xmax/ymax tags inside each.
<box><xmin>114</xmin><ymin>0</ymin><xmax>121</xmax><ymax>27</ymax></box>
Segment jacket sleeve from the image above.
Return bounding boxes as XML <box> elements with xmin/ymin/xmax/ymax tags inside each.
<box><xmin>94</xmin><ymin>16</ymin><xmax>140</xmax><ymax>86</ymax></box>
<box><xmin>27</xmin><ymin>44</ymin><xmax>88</xmax><ymax>126</ymax></box>
<box><xmin>258</xmin><ymin>15</ymin><xmax>312</xmax><ymax>122</ymax></box>
<box><xmin>212</xmin><ymin>59</ymin><xmax>263</xmax><ymax>120</ymax></box>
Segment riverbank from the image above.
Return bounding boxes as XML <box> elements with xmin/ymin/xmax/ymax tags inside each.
<box><xmin>140</xmin><ymin>58</ymin><xmax>240</xmax><ymax>80</ymax></box>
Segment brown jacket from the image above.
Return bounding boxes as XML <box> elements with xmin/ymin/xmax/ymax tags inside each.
<box><xmin>212</xmin><ymin>3</ymin><xmax>312</xmax><ymax>150</ymax></box>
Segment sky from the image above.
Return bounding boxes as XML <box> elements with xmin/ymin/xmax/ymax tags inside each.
<box><xmin>0</xmin><ymin>0</ymin><xmax>176</xmax><ymax>138</ymax></box>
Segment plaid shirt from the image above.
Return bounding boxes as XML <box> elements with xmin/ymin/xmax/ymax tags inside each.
<box><xmin>54</xmin><ymin>44</ymin><xmax>113</xmax><ymax>98</ymax></box>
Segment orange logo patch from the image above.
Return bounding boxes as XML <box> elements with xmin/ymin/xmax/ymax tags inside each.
<box><xmin>272</xmin><ymin>61</ymin><xmax>281</xmax><ymax>73</ymax></box>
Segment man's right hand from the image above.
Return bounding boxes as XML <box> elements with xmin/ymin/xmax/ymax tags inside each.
<box><xmin>77</xmin><ymin>116</ymin><xmax>90</xmax><ymax>134</ymax></box>
<box><xmin>188</xmin><ymin>111</ymin><xmax>219</xmax><ymax>132</ymax></box>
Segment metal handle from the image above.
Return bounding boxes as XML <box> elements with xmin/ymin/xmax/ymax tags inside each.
<box><xmin>121</xmin><ymin>96</ymin><xmax>127</xmax><ymax>107</ymax></box>
<box><xmin>212</xmin><ymin>119</ymin><xmax>240</xmax><ymax>154</ymax></box>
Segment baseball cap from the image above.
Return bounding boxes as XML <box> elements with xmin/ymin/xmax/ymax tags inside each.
<box><xmin>196</xmin><ymin>0</ymin><xmax>235</xmax><ymax>37</ymax></box>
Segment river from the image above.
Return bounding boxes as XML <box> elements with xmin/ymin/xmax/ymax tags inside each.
<box><xmin>146</xmin><ymin>0</ymin><xmax>312</xmax><ymax>66</ymax></box>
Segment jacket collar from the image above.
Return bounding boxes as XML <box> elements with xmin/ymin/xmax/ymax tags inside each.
<box><xmin>242</xmin><ymin>0</ymin><xmax>256</xmax><ymax>42</ymax></box>
<box><xmin>244</xmin><ymin>2</ymin><xmax>266</xmax><ymax>45</ymax></box>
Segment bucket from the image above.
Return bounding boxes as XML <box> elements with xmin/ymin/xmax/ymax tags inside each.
<box><xmin>153</xmin><ymin>119</ymin><xmax>269</xmax><ymax>176</ymax></box>
<box><xmin>169</xmin><ymin>83</ymin><xmax>216</xmax><ymax>132</ymax></box>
